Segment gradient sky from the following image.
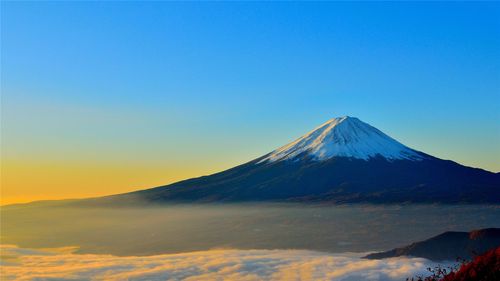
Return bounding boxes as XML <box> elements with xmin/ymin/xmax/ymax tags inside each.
<box><xmin>1</xmin><ymin>2</ymin><xmax>499</xmax><ymax>205</ymax></box>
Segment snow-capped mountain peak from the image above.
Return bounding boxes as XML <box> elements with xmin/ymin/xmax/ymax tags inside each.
<box><xmin>259</xmin><ymin>116</ymin><xmax>424</xmax><ymax>163</ymax></box>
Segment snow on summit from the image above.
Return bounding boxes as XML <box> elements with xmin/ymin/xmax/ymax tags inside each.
<box><xmin>260</xmin><ymin>116</ymin><xmax>424</xmax><ymax>163</ymax></box>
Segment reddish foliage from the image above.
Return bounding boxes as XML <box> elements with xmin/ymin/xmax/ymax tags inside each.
<box><xmin>407</xmin><ymin>247</ymin><xmax>500</xmax><ymax>281</ymax></box>
<box><xmin>441</xmin><ymin>247</ymin><xmax>500</xmax><ymax>281</ymax></box>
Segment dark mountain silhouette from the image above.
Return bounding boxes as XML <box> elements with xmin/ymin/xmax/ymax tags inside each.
<box><xmin>81</xmin><ymin>116</ymin><xmax>499</xmax><ymax>205</ymax></box>
<box><xmin>365</xmin><ymin>228</ymin><xmax>500</xmax><ymax>261</ymax></box>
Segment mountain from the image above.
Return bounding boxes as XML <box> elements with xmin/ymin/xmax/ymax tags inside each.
<box><xmin>259</xmin><ymin>116</ymin><xmax>423</xmax><ymax>162</ymax></box>
<box><xmin>95</xmin><ymin>116</ymin><xmax>499</xmax><ymax>205</ymax></box>
<box><xmin>364</xmin><ymin>228</ymin><xmax>500</xmax><ymax>261</ymax></box>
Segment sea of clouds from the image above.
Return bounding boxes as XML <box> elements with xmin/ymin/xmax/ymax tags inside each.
<box><xmin>0</xmin><ymin>244</ymin><xmax>446</xmax><ymax>281</ymax></box>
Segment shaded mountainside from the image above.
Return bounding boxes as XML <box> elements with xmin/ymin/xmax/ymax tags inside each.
<box><xmin>90</xmin><ymin>154</ymin><xmax>500</xmax><ymax>205</ymax></box>
<box><xmin>74</xmin><ymin>117</ymin><xmax>500</xmax><ymax>205</ymax></box>
<box><xmin>365</xmin><ymin>228</ymin><xmax>500</xmax><ymax>261</ymax></box>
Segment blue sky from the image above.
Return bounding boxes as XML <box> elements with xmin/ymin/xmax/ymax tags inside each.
<box><xmin>1</xmin><ymin>2</ymin><xmax>499</xmax><ymax>202</ymax></box>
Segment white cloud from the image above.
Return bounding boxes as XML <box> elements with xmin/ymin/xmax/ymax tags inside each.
<box><xmin>0</xmin><ymin>244</ymin><xmax>446</xmax><ymax>281</ymax></box>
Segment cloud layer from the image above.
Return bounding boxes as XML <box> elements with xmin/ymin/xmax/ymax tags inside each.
<box><xmin>1</xmin><ymin>244</ymin><xmax>444</xmax><ymax>281</ymax></box>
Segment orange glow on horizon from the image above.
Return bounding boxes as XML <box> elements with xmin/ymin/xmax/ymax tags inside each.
<box><xmin>0</xmin><ymin>159</ymin><xmax>230</xmax><ymax>206</ymax></box>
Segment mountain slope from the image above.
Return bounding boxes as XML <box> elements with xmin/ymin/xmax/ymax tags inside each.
<box><xmin>364</xmin><ymin>228</ymin><xmax>500</xmax><ymax>261</ymax></box>
<box><xmin>96</xmin><ymin>116</ymin><xmax>499</xmax><ymax>204</ymax></box>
